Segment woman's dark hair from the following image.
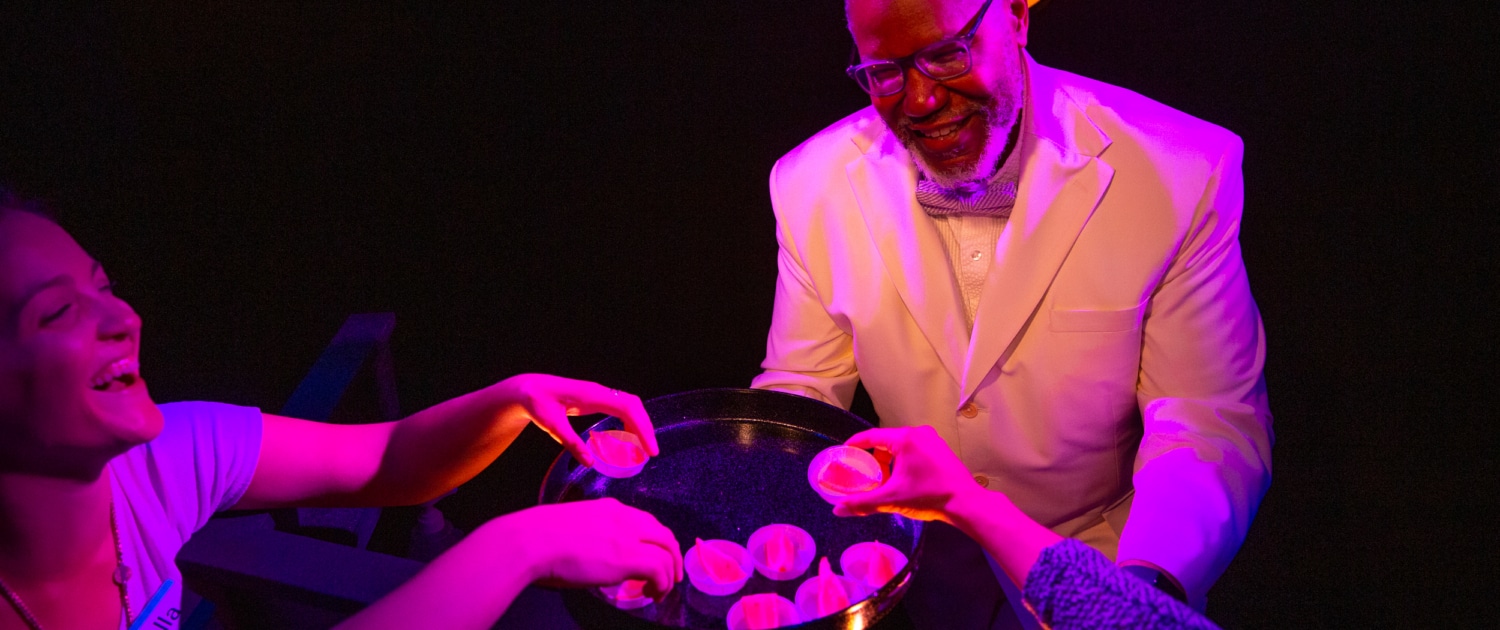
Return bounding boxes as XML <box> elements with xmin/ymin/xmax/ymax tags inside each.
<box><xmin>0</xmin><ymin>186</ymin><xmax>57</xmax><ymax>223</ymax></box>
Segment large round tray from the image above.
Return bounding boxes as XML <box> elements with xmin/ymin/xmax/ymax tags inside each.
<box><xmin>538</xmin><ymin>388</ymin><xmax>924</xmax><ymax>629</ymax></box>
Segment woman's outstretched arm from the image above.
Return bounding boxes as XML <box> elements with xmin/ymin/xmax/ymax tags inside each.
<box><xmin>232</xmin><ymin>373</ymin><xmax>658</xmax><ymax>509</ymax></box>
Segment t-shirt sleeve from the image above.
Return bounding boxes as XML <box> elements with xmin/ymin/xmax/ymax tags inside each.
<box><xmin>144</xmin><ymin>401</ymin><xmax>265</xmax><ymax>535</ymax></box>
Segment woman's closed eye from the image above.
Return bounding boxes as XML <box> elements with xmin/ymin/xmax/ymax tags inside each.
<box><xmin>40</xmin><ymin>303</ymin><xmax>73</xmax><ymax>326</ymax></box>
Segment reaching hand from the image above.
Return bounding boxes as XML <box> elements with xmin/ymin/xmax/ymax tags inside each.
<box><xmin>489</xmin><ymin>373</ymin><xmax>659</xmax><ymax>467</ymax></box>
<box><xmin>490</xmin><ymin>498</ymin><xmax>683</xmax><ymax>600</ymax></box>
<box><xmin>833</xmin><ymin>425</ymin><xmax>984</xmax><ymax>523</ymax></box>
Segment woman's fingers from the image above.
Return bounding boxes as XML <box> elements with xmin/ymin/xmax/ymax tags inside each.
<box><xmin>633</xmin><ymin>510</ymin><xmax>684</xmax><ymax>582</ymax></box>
<box><xmin>834</xmin><ymin>479</ymin><xmax>902</xmax><ymax>517</ymax></box>
<box><xmin>633</xmin><ymin>541</ymin><xmax>678</xmax><ymax>599</ymax></box>
<box><xmin>530</xmin><ymin>394</ymin><xmax>593</xmax><ymax>467</ymax></box>
<box><xmin>608</xmin><ymin>500</ymin><xmax>682</xmax><ymax>580</ymax></box>
<box><xmin>598</xmin><ymin>499</ymin><xmax>682</xmax><ymax>593</ymax></box>
<box><xmin>564</xmin><ymin>381</ymin><xmax>659</xmax><ymax>457</ymax></box>
<box><xmin>611</xmin><ymin>393</ymin><xmax>659</xmax><ymax>456</ymax></box>
<box><xmin>844</xmin><ymin>427</ymin><xmax>904</xmax><ymax>451</ymax></box>
<box><xmin>533</xmin><ymin>376</ymin><xmax>659</xmax><ymax>457</ymax></box>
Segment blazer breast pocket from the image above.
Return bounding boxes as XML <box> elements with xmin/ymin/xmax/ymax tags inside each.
<box><xmin>1049</xmin><ymin>302</ymin><xmax>1145</xmax><ymax>333</ymax></box>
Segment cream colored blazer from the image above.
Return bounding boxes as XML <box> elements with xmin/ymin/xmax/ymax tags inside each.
<box><xmin>752</xmin><ymin>53</ymin><xmax>1273</xmax><ymax>605</ymax></box>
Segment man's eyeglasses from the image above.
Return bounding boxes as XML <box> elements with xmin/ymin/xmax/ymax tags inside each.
<box><xmin>846</xmin><ymin>0</ymin><xmax>995</xmax><ymax>97</ymax></box>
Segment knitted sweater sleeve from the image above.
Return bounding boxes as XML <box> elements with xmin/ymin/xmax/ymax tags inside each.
<box><xmin>1021</xmin><ymin>539</ymin><xmax>1222</xmax><ymax>630</ymax></box>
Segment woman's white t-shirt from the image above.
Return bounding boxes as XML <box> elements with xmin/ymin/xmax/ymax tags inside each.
<box><xmin>107</xmin><ymin>402</ymin><xmax>263</xmax><ymax>629</ymax></box>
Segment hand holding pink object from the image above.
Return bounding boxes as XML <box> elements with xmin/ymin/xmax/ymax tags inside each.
<box><xmin>829</xmin><ymin>425</ymin><xmax>1067</xmax><ymax>591</ymax></box>
<box><xmin>831</xmin><ymin>425</ymin><xmax>979</xmax><ymax>523</ymax></box>
<box><xmin>587</xmin><ymin>430</ymin><xmax>650</xmax><ymax>478</ymax></box>
<box><xmin>807</xmin><ymin>445</ymin><xmax>884</xmax><ymax>504</ymax></box>
<box><xmin>599</xmin><ymin>579</ymin><xmax>653</xmax><ymax>610</ymax></box>
<box><xmin>487</xmin><ymin>373</ymin><xmax>659</xmax><ymax>468</ymax></box>
<box><xmin>496</xmin><ymin>498</ymin><xmax>681</xmax><ymax>600</ymax></box>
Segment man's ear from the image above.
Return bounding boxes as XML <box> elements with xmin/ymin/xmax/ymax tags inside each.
<box><xmin>1013</xmin><ymin>0</ymin><xmax>1032</xmax><ymax>48</ymax></box>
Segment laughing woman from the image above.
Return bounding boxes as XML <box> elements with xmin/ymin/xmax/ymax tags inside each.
<box><xmin>0</xmin><ymin>193</ymin><xmax>681</xmax><ymax>630</ymax></box>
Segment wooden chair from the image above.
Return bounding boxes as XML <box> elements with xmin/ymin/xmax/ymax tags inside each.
<box><xmin>179</xmin><ymin>313</ymin><xmax>422</xmax><ymax>629</ymax></box>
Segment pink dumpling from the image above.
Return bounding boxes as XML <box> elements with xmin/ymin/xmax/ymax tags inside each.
<box><xmin>747</xmin><ymin>524</ymin><xmax>815</xmax><ymax>580</ymax></box>
<box><xmin>794</xmin><ymin>557</ymin><xmax>858</xmax><ymax>620</ymax></box>
<box><xmin>840</xmin><ymin>541</ymin><xmax>909</xmax><ymax>592</ymax></box>
<box><xmin>686</xmin><ymin>538</ymin><xmax>752</xmax><ymax>597</ymax></box>
<box><xmin>866</xmin><ymin>547</ymin><xmax>900</xmax><ymax>584</ymax></box>
<box><xmin>808</xmin><ymin>446</ymin><xmax>884</xmax><ymax>503</ymax></box>
<box><xmin>818</xmin><ymin>458</ymin><xmax>880</xmax><ymax>494</ymax></box>
<box><xmin>588</xmin><ymin>430</ymin><xmax>647</xmax><ymax>466</ymax></box>
<box><xmin>764</xmin><ymin>529</ymin><xmax>796</xmax><ymax>572</ymax></box>
<box><xmin>697</xmin><ymin>538</ymin><xmax>748</xmax><ymax>583</ymax></box>
<box><xmin>600</xmin><ymin>578</ymin><xmax>651</xmax><ymax>610</ymax></box>
<box><xmin>727</xmin><ymin>593</ymin><xmax>802</xmax><ymax>630</ymax></box>
<box><xmin>811</xmin><ymin>558</ymin><xmax>850</xmax><ymax>612</ymax></box>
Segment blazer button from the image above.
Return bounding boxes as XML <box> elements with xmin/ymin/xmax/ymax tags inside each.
<box><xmin>974</xmin><ymin>475</ymin><xmax>990</xmax><ymax>488</ymax></box>
<box><xmin>959</xmin><ymin>402</ymin><xmax>979</xmax><ymax>418</ymax></box>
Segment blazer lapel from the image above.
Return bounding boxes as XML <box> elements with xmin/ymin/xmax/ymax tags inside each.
<box><xmin>961</xmin><ymin>58</ymin><xmax>1116</xmax><ymax>402</ymax></box>
<box><xmin>846</xmin><ymin>133</ymin><xmax>969</xmax><ymax>387</ymax></box>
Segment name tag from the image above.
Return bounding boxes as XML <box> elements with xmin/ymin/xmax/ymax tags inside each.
<box><xmin>129</xmin><ymin>579</ymin><xmax>180</xmax><ymax>630</ymax></box>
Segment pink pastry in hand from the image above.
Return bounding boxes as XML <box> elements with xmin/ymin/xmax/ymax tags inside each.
<box><xmin>840</xmin><ymin>541</ymin><xmax>908</xmax><ymax>593</ymax></box>
<box><xmin>726</xmin><ymin>593</ymin><xmax>802</xmax><ymax>630</ymax></box>
<box><xmin>587</xmin><ymin>430</ymin><xmax>649</xmax><ymax>478</ymax></box>
<box><xmin>794</xmin><ymin>557</ymin><xmax>865</xmax><ymax>620</ymax></box>
<box><xmin>747</xmin><ymin>524</ymin><xmax>815</xmax><ymax>580</ymax></box>
<box><xmin>685</xmin><ymin>538</ymin><xmax>752</xmax><ymax>596</ymax></box>
<box><xmin>808</xmin><ymin>445</ymin><xmax>883</xmax><ymax>504</ymax></box>
<box><xmin>599</xmin><ymin>578</ymin><xmax>652</xmax><ymax>610</ymax></box>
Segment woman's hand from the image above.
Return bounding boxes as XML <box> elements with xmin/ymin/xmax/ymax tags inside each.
<box><xmin>833</xmin><ymin>425</ymin><xmax>986</xmax><ymax>523</ymax></box>
<box><xmin>490</xmin><ymin>498</ymin><xmax>683</xmax><ymax>599</ymax></box>
<box><xmin>334</xmin><ymin>498</ymin><xmax>683</xmax><ymax>629</ymax></box>
<box><xmin>489</xmin><ymin>374</ymin><xmax>659</xmax><ymax>467</ymax></box>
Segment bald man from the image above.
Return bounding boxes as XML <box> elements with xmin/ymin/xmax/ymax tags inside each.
<box><xmin>752</xmin><ymin>0</ymin><xmax>1272</xmax><ymax>626</ymax></box>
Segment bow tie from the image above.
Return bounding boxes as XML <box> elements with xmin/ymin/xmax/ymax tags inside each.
<box><xmin>915</xmin><ymin>177</ymin><xmax>1018</xmax><ymax>218</ymax></box>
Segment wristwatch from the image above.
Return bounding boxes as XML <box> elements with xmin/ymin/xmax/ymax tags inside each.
<box><xmin>1121</xmin><ymin>565</ymin><xmax>1189</xmax><ymax>603</ymax></box>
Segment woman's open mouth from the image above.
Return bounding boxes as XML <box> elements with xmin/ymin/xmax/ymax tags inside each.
<box><xmin>91</xmin><ymin>358</ymin><xmax>140</xmax><ymax>392</ymax></box>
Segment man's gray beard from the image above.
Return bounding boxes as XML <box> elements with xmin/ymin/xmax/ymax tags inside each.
<box><xmin>892</xmin><ymin>69</ymin><xmax>1025</xmax><ymax>192</ymax></box>
<box><xmin>901</xmin><ymin>96</ymin><xmax>1021</xmax><ymax>191</ymax></box>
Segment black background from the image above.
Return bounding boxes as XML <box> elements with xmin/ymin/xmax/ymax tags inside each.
<box><xmin>3</xmin><ymin>1</ymin><xmax>1496</xmax><ymax>626</ymax></box>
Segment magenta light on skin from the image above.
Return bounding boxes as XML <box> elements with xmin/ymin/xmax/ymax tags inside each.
<box><xmin>794</xmin><ymin>557</ymin><xmax>864</xmax><ymax>621</ymax></box>
<box><xmin>747</xmin><ymin>523</ymin><xmax>816</xmax><ymax>581</ymax></box>
<box><xmin>685</xmin><ymin>538</ymin><xmax>753</xmax><ymax>596</ymax></box>
<box><xmin>840</xmin><ymin>541</ymin><xmax>908</xmax><ymax>593</ymax></box>
<box><xmin>587</xmin><ymin>430</ymin><xmax>649</xmax><ymax>478</ymax></box>
<box><xmin>807</xmin><ymin>445</ymin><xmax>884</xmax><ymax>504</ymax></box>
<box><xmin>727</xmin><ymin>592</ymin><xmax>802</xmax><ymax>630</ymax></box>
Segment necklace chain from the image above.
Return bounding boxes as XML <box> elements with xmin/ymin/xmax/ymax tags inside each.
<box><xmin>0</xmin><ymin>501</ymin><xmax>132</xmax><ymax>630</ymax></box>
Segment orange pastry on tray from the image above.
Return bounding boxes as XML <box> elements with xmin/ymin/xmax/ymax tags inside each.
<box><xmin>840</xmin><ymin>541</ymin><xmax>909</xmax><ymax>593</ymax></box>
<box><xmin>685</xmin><ymin>537</ymin><xmax>753</xmax><ymax>596</ymax></box>
<box><xmin>586</xmin><ymin>429</ymin><xmax>649</xmax><ymax>478</ymax></box>
<box><xmin>747</xmin><ymin>523</ymin><xmax>816</xmax><ymax>581</ymax></box>
<box><xmin>726</xmin><ymin>593</ymin><xmax>802</xmax><ymax>630</ymax></box>
<box><xmin>807</xmin><ymin>445</ymin><xmax>884</xmax><ymax>503</ymax></box>
<box><xmin>599</xmin><ymin>578</ymin><xmax>652</xmax><ymax>610</ymax></box>
<box><xmin>794</xmin><ymin>557</ymin><xmax>865</xmax><ymax>620</ymax></box>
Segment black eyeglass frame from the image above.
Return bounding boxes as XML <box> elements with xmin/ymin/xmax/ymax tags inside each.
<box><xmin>845</xmin><ymin>0</ymin><xmax>997</xmax><ymax>97</ymax></box>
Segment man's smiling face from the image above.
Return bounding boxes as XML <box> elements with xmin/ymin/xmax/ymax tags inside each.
<box><xmin>847</xmin><ymin>0</ymin><xmax>1029</xmax><ymax>188</ymax></box>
